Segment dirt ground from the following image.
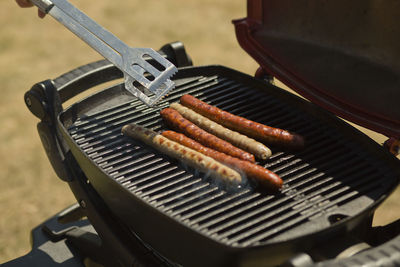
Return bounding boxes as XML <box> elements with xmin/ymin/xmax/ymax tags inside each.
<box><xmin>0</xmin><ymin>0</ymin><xmax>399</xmax><ymax>263</ymax></box>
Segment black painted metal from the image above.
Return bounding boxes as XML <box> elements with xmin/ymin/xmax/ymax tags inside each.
<box><xmin>58</xmin><ymin>65</ymin><xmax>399</xmax><ymax>266</ymax></box>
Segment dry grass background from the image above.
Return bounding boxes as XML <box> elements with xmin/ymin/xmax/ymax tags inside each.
<box><xmin>0</xmin><ymin>0</ymin><xmax>398</xmax><ymax>263</ymax></box>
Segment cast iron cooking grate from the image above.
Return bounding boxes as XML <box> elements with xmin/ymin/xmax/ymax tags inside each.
<box><xmin>67</xmin><ymin>68</ymin><xmax>395</xmax><ymax>247</ymax></box>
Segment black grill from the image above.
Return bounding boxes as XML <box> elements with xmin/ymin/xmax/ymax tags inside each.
<box><xmin>65</xmin><ymin>66</ymin><xmax>397</xmax><ymax>249</ymax></box>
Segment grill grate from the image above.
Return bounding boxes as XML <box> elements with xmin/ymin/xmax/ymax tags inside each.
<box><xmin>68</xmin><ymin>69</ymin><xmax>395</xmax><ymax>247</ymax></box>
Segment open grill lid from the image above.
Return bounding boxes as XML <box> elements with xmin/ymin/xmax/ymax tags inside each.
<box><xmin>233</xmin><ymin>0</ymin><xmax>400</xmax><ymax>139</ymax></box>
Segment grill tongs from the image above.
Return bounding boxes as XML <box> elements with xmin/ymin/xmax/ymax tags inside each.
<box><xmin>31</xmin><ymin>0</ymin><xmax>177</xmax><ymax>107</ymax></box>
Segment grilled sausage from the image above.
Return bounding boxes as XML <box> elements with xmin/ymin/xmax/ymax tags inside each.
<box><xmin>162</xmin><ymin>130</ymin><xmax>283</xmax><ymax>191</ymax></box>
<box><xmin>160</xmin><ymin>108</ymin><xmax>256</xmax><ymax>163</ymax></box>
<box><xmin>170</xmin><ymin>103</ymin><xmax>272</xmax><ymax>160</ymax></box>
<box><xmin>122</xmin><ymin>124</ymin><xmax>242</xmax><ymax>184</ymax></box>
<box><xmin>180</xmin><ymin>94</ymin><xmax>305</xmax><ymax>149</ymax></box>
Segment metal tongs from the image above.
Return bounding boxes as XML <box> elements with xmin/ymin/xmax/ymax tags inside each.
<box><xmin>30</xmin><ymin>0</ymin><xmax>177</xmax><ymax>107</ymax></box>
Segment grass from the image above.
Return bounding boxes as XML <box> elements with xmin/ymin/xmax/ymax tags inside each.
<box><xmin>0</xmin><ymin>0</ymin><xmax>399</xmax><ymax>262</ymax></box>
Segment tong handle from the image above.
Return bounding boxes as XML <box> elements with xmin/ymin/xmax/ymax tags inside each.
<box><xmin>30</xmin><ymin>0</ymin><xmax>178</xmax><ymax>107</ymax></box>
<box><xmin>52</xmin><ymin>0</ymin><xmax>131</xmax><ymax>56</ymax></box>
<box><xmin>30</xmin><ymin>0</ymin><xmax>53</xmax><ymax>13</ymax></box>
<box><xmin>30</xmin><ymin>0</ymin><xmax>129</xmax><ymax>70</ymax></box>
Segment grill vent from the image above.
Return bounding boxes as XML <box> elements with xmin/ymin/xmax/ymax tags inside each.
<box><xmin>68</xmin><ymin>71</ymin><xmax>394</xmax><ymax>247</ymax></box>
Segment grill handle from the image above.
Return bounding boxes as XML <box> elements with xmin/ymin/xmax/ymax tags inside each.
<box><xmin>308</xmin><ymin>237</ymin><xmax>400</xmax><ymax>267</ymax></box>
<box><xmin>53</xmin><ymin>41</ymin><xmax>192</xmax><ymax>104</ymax></box>
<box><xmin>53</xmin><ymin>59</ymin><xmax>121</xmax><ymax>103</ymax></box>
<box><xmin>317</xmin><ymin>223</ymin><xmax>400</xmax><ymax>267</ymax></box>
<box><xmin>284</xmin><ymin>219</ymin><xmax>400</xmax><ymax>267</ymax></box>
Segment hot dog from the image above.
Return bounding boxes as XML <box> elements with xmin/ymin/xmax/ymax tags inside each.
<box><xmin>121</xmin><ymin>123</ymin><xmax>242</xmax><ymax>184</ymax></box>
<box><xmin>162</xmin><ymin>130</ymin><xmax>283</xmax><ymax>191</ymax></box>
<box><xmin>180</xmin><ymin>94</ymin><xmax>305</xmax><ymax>149</ymax></box>
<box><xmin>160</xmin><ymin>108</ymin><xmax>256</xmax><ymax>163</ymax></box>
<box><xmin>170</xmin><ymin>103</ymin><xmax>272</xmax><ymax>160</ymax></box>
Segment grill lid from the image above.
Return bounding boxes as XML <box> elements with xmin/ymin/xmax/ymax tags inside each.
<box><xmin>233</xmin><ymin>0</ymin><xmax>400</xmax><ymax>139</ymax></box>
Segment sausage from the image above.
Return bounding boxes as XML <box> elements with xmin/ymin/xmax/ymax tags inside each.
<box><xmin>180</xmin><ymin>94</ymin><xmax>305</xmax><ymax>149</ymax></box>
<box><xmin>121</xmin><ymin>124</ymin><xmax>242</xmax><ymax>184</ymax></box>
<box><xmin>160</xmin><ymin>108</ymin><xmax>256</xmax><ymax>163</ymax></box>
<box><xmin>162</xmin><ymin>130</ymin><xmax>283</xmax><ymax>191</ymax></box>
<box><xmin>170</xmin><ymin>103</ymin><xmax>272</xmax><ymax>160</ymax></box>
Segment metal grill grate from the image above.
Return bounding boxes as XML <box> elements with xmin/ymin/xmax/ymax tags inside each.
<box><xmin>68</xmin><ymin>69</ymin><xmax>395</xmax><ymax>247</ymax></box>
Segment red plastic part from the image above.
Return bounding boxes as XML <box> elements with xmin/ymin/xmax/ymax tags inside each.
<box><xmin>384</xmin><ymin>138</ymin><xmax>400</xmax><ymax>156</ymax></box>
<box><xmin>232</xmin><ymin>1</ymin><xmax>400</xmax><ymax>139</ymax></box>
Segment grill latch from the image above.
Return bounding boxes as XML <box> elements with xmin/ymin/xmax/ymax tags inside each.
<box><xmin>24</xmin><ymin>80</ymin><xmax>72</xmax><ymax>181</ymax></box>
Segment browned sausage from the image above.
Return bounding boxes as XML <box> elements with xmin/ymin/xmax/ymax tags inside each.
<box><xmin>122</xmin><ymin>124</ymin><xmax>242</xmax><ymax>184</ymax></box>
<box><xmin>162</xmin><ymin>130</ymin><xmax>283</xmax><ymax>191</ymax></box>
<box><xmin>170</xmin><ymin>102</ymin><xmax>272</xmax><ymax>160</ymax></box>
<box><xmin>180</xmin><ymin>94</ymin><xmax>305</xmax><ymax>149</ymax></box>
<box><xmin>160</xmin><ymin>108</ymin><xmax>256</xmax><ymax>163</ymax></box>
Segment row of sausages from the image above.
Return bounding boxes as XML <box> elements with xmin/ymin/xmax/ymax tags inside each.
<box><xmin>122</xmin><ymin>94</ymin><xmax>304</xmax><ymax>192</ymax></box>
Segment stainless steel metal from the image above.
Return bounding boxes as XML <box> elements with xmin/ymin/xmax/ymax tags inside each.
<box><xmin>30</xmin><ymin>0</ymin><xmax>53</xmax><ymax>13</ymax></box>
<box><xmin>31</xmin><ymin>0</ymin><xmax>177</xmax><ymax>107</ymax></box>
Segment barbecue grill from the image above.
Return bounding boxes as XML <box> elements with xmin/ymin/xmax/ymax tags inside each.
<box><xmin>15</xmin><ymin>1</ymin><xmax>400</xmax><ymax>266</ymax></box>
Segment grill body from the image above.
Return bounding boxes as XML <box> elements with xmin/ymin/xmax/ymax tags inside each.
<box><xmin>58</xmin><ymin>65</ymin><xmax>399</xmax><ymax>266</ymax></box>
